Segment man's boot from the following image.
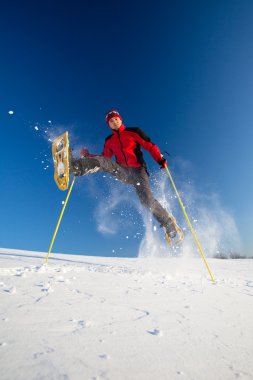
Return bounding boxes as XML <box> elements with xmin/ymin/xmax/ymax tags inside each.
<box><xmin>163</xmin><ymin>215</ymin><xmax>184</xmax><ymax>245</ymax></box>
<box><xmin>164</xmin><ymin>217</ymin><xmax>177</xmax><ymax>239</ymax></box>
<box><xmin>69</xmin><ymin>149</ymin><xmax>100</xmax><ymax>176</ymax></box>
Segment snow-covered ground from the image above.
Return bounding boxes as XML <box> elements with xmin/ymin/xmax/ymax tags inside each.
<box><xmin>0</xmin><ymin>248</ymin><xmax>253</xmax><ymax>380</ymax></box>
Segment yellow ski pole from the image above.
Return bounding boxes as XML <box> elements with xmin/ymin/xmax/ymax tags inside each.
<box><xmin>165</xmin><ymin>164</ymin><xmax>215</xmax><ymax>283</ymax></box>
<box><xmin>45</xmin><ymin>176</ymin><xmax>76</xmax><ymax>264</ymax></box>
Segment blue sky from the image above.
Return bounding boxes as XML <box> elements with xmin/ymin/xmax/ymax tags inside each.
<box><xmin>1</xmin><ymin>0</ymin><xmax>253</xmax><ymax>257</ymax></box>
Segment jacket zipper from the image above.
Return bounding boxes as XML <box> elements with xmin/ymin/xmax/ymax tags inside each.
<box><xmin>117</xmin><ymin>131</ymin><xmax>128</xmax><ymax>166</ymax></box>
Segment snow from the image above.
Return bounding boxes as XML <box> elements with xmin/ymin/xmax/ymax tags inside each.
<box><xmin>1</xmin><ymin>247</ymin><xmax>253</xmax><ymax>380</ymax></box>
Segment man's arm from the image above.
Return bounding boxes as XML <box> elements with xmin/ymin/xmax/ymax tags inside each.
<box><xmin>102</xmin><ymin>136</ymin><xmax>114</xmax><ymax>158</ymax></box>
<box><xmin>127</xmin><ymin>128</ymin><xmax>167</xmax><ymax>166</ymax></box>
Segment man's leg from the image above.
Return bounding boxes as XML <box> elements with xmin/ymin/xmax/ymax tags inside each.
<box><xmin>132</xmin><ymin>168</ymin><xmax>177</xmax><ymax>237</ymax></box>
<box><xmin>70</xmin><ymin>155</ymin><xmax>132</xmax><ymax>183</ymax></box>
<box><xmin>70</xmin><ymin>157</ymin><xmax>177</xmax><ymax>237</ymax></box>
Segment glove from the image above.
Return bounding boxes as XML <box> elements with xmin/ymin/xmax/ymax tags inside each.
<box><xmin>80</xmin><ymin>148</ymin><xmax>90</xmax><ymax>158</ymax></box>
<box><xmin>158</xmin><ymin>157</ymin><xmax>167</xmax><ymax>169</ymax></box>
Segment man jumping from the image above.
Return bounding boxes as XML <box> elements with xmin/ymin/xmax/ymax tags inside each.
<box><xmin>70</xmin><ymin>110</ymin><xmax>182</xmax><ymax>243</ymax></box>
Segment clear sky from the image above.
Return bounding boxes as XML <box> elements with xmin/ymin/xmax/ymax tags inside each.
<box><xmin>1</xmin><ymin>0</ymin><xmax>253</xmax><ymax>257</ymax></box>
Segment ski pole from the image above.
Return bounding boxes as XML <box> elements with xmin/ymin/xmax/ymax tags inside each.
<box><xmin>45</xmin><ymin>176</ymin><xmax>76</xmax><ymax>264</ymax></box>
<box><xmin>164</xmin><ymin>164</ymin><xmax>215</xmax><ymax>283</ymax></box>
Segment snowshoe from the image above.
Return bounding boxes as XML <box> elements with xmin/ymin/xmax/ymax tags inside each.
<box><xmin>164</xmin><ymin>215</ymin><xmax>184</xmax><ymax>246</ymax></box>
<box><xmin>52</xmin><ymin>131</ymin><xmax>70</xmax><ymax>190</ymax></box>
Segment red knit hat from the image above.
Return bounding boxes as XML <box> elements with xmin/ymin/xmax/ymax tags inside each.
<box><xmin>105</xmin><ymin>110</ymin><xmax>122</xmax><ymax>125</ymax></box>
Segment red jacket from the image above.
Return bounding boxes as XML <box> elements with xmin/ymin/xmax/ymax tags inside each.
<box><xmin>102</xmin><ymin>124</ymin><xmax>163</xmax><ymax>168</ymax></box>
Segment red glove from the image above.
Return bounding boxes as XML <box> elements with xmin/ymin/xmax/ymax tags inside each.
<box><xmin>158</xmin><ymin>157</ymin><xmax>167</xmax><ymax>169</ymax></box>
<box><xmin>80</xmin><ymin>148</ymin><xmax>90</xmax><ymax>158</ymax></box>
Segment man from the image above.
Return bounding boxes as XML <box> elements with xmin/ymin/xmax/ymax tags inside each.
<box><xmin>70</xmin><ymin>110</ymin><xmax>180</xmax><ymax>241</ymax></box>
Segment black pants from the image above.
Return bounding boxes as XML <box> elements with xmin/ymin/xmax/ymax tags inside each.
<box><xmin>73</xmin><ymin>156</ymin><xmax>171</xmax><ymax>228</ymax></box>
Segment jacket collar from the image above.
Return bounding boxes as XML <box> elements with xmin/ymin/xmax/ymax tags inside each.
<box><xmin>112</xmin><ymin>124</ymin><xmax>126</xmax><ymax>134</ymax></box>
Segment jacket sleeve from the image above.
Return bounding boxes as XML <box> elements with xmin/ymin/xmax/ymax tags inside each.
<box><xmin>133</xmin><ymin>128</ymin><xmax>163</xmax><ymax>163</ymax></box>
<box><xmin>102</xmin><ymin>138</ymin><xmax>114</xmax><ymax>158</ymax></box>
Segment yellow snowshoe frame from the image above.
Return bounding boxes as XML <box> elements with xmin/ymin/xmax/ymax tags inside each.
<box><xmin>52</xmin><ymin>131</ymin><xmax>70</xmax><ymax>191</ymax></box>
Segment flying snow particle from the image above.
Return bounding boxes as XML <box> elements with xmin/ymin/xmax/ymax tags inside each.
<box><xmin>8</xmin><ymin>110</ymin><xmax>14</xmax><ymax>115</ymax></box>
<box><xmin>48</xmin><ymin>120</ymin><xmax>52</xmax><ymax>124</ymax></box>
<box><xmin>62</xmin><ymin>201</ymin><xmax>65</xmax><ymax>205</ymax></box>
<box><xmin>34</xmin><ymin>126</ymin><xmax>39</xmax><ymax>131</ymax></box>
<box><xmin>126</xmin><ymin>236</ymin><xmax>129</xmax><ymax>239</ymax></box>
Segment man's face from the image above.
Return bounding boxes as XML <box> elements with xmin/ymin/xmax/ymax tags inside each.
<box><xmin>108</xmin><ymin>117</ymin><xmax>122</xmax><ymax>130</ymax></box>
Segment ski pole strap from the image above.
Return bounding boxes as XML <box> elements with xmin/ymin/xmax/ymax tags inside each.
<box><xmin>164</xmin><ymin>164</ymin><xmax>215</xmax><ymax>283</ymax></box>
<box><xmin>45</xmin><ymin>176</ymin><xmax>76</xmax><ymax>264</ymax></box>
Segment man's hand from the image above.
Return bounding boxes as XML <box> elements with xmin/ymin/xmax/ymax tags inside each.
<box><xmin>158</xmin><ymin>157</ymin><xmax>167</xmax><ymax>169</ymax></box>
